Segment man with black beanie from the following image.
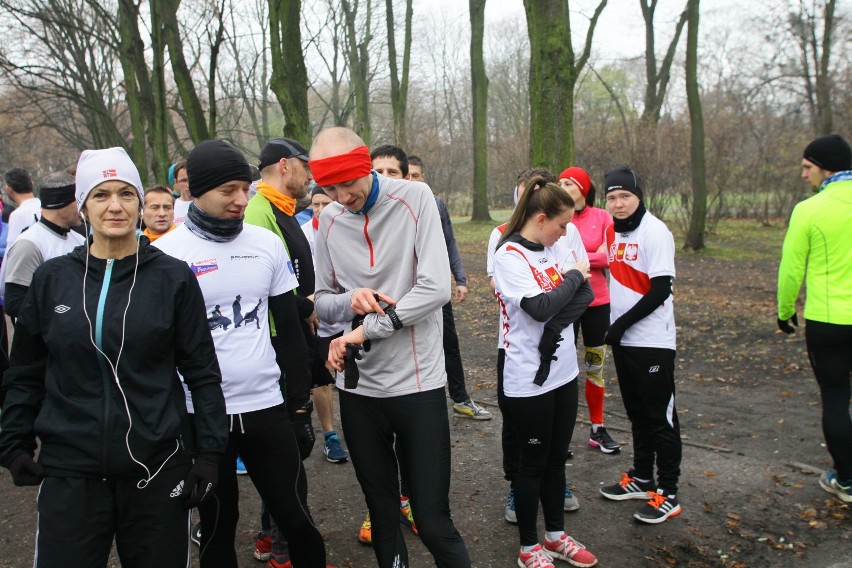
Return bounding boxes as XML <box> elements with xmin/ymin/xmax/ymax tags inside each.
<box><xmin>154</xmin><ymin>140</ymin><xmax>328</xmax><ymax>568</ymax></box>
<box><xmin>2</xmin><ymin>171</ymin><xmax>84</xmax><ymax>319</ymax></box>
<box><xmin>598</xmin><ymin>165</ymin><xmax>683</xmax><ymax>524</ymax></box>
<box><xmin>777</xmin><ymin>134</ymin><xmax>852</xmax><ymax>503</ymax></box>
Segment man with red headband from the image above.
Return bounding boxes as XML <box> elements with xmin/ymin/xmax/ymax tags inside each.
<box><xmin>310</xmin><ymin>127</ymin><xmax>471</xmax><ymax>568</ymax></box>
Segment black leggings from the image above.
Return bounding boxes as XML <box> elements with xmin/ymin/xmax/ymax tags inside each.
<box><xmin>572</xmin><ymin>303</ymin><xmax>610</xmax><ymax>347</ymax></box>
<box><xmin>502</xmin><ymin>381</ymin><xmax>577</xmax><ymax>547</ymax></box>
<box><xmin>806</xmin><ymin>320</ymin><xmax>852</xmax><ymax>481</ymax></box>
<box><xmin>196</xmin><ymin>404</ymin><xmax>325</xmax><ymax>568</ymax></box>
<box><xmin>339</xmin><ymin>387</ymin><xmax>470</xmax><ymax>568</ymax></box>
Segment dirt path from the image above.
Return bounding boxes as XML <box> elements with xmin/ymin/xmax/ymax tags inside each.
<box><xmin>1</xmin><ymin>221</ymin><xmax>849</xmax><ymax>567</ymax></box>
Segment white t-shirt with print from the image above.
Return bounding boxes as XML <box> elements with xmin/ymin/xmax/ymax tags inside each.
<box><xmin>155</xmin><ymin>224</ymin><xmax>298</xmax><ymax>414</ymax></box>
<box><xmin>606</xmin><ymin>213</ymin><xmax>676</xmax><ymax>350</ymax></box>
<box><xmin>489</xmin><ymin>223</ymin><xmax>588</xmax><ymax>350</ymax></box>
<box><xmin>493</xmin><ymin>238</ymin><xmax>582</xmax><ymax>398</ymax></box>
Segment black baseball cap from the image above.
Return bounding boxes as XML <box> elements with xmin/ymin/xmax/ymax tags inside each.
<box><xmin>258</xmin><ymin>137</ymin><xmax>309</xmax><ymax>170</ymax></box>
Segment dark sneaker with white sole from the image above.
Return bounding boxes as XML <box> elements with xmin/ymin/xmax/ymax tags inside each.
<box><xmin>600</xmin><ymin>470</ymin><xmax>656</xmax><ymax>501</ymax></box>
<box><xmin>589</xmin><ymin>426</ymin><xmax>621</xmax><ymax>454</ymax></box>
<box><xmin>633</xmin><ymin>489</ymin><xmax>681</xmax><ymax>524</ymax></box>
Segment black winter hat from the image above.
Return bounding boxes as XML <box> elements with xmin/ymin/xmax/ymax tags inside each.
<box><xmin>604</xmin><ymin>166</ymin><xmax>643</xmax><ymax>200</ymax></box>
<box><xmin>803</xmin><ymin>134</ymin><xmax>852</xmax><ymax>173</ymax></box>
<box><xmin>187</xmin><ymin>140</ymin><xmax>252</xmax><ymax>198</ymax></box>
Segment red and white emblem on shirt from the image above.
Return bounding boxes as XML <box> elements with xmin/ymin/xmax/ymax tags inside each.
<box><xmin>614</xmin><ymin>242</ymin><xmax>639</xmax><ymax>262</ymax></box>
<box><xmin>102</xmin><ymin>169</ymin><xmax>117</xmax><ymax>178</ymax></box>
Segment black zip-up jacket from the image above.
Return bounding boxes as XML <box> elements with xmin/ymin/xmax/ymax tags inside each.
<box><xmin>0</xmin><ymin>241</ymin><xmax>228</xmax><ymax>478</ymax></box>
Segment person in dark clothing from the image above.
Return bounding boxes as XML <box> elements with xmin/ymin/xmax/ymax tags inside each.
<box><xmin>0</xmin><ymin>147</ymin><xmax>228</xmax><ymax>568</ymax></box>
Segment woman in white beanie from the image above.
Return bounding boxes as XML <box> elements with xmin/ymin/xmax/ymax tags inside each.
<box><xmin>0</xmin><ymin>147</ymin><xmax>228</xmax><ymax>568</ymax></box>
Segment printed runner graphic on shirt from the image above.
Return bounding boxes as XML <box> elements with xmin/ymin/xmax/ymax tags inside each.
<box><xmin>208</xmin><ymin>295</ymin><xmax>263</xmax><ymax>331</ymax></box>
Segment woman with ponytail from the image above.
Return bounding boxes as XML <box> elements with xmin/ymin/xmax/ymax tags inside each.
<box><xmin>493</xmin><ymin>177</ymin><xmax>598</xmax><ymax>568</ymax></box>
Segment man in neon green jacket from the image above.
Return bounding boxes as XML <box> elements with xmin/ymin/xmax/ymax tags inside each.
<box><xmin>777</xmin><ymin>133</ymin><xmax>852</xmax><ymax>503</ymax></box>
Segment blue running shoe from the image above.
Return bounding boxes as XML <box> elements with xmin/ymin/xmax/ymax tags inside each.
<box><xmin>324</xmin><ymin>433</ymin><xmax>349</xmax><ymax>464</ymax></box>
<box><xmin>819</xmin><ymin>470</ymin><xmax>852</xmax><ymax>503</ymax></box>
<box><xmin>236</xmin><ymin>456</ymin><xmax>247</xmax><ymax>475</ymax></box>
<box><xmin>505</xmin><ymin>487</ymin><xmax>517</xmax><ymax>523</ymax></box>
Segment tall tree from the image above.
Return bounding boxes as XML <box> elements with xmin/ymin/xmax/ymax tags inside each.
<box><xmin>639</xmin><ymin>0</ymin><xmax>689</xmax><ymax>127</ymax></box>
<box><xmin>162</xmin><ymin>0</ymin><xmax>212</xmax><ymax>143</ymax></box>
<box><xmin>787</xmin><ymin>0</ymin><xmax>838</xmax><ymax>134</ymax></box>
<box><xmin>470</xmin><ymin>0</ymin><xmax>490</xmax><ymax>221</ymax></box>
<box><xmin>385</xmin><ymin>0</ymin><xmax>412</xmax><ymax>148</ymax></box>
<box><xmin>269</xmin><ymin>0</ymin><xmax>311</xmax><ymax>144</ymax></box>
<box><xmin>342</xmin><ymin>0</ymin><xmax>373</xmax><ymax>145</ymax></box>
<box><xmin>117</xmin><ymin>0</ymin><xmax>151</xmax><ymax>179</ymax></box>
<box><xmin>523</xmin><ymin>0</ymin><xmax>607</xmax><ymax>170</ymax></box>
<box><xmin>684</xmin><ymin>0</ymin><xmax>706</xmax><ymax>251</ymax></box>
<box><xmin>306</xmin><ymin>0</ymin><xmax>354</xmax><ymax>128</ymax></box>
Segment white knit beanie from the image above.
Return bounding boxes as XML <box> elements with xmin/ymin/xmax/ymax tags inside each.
<box><xmin>75</xmin><ymin>147</ymin><xmax>144</xmax><ymax>212</ymax></box>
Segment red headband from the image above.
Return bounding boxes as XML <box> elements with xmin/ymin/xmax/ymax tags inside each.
<box><xmin>309</xmin><ymin>145</ymin><xmax>372</xmax><ymax>187</ymax></box>
<box><xmin>559</xmin><ymin>166</ymin><xmax>591</xmax><ymax>197</ymax></box>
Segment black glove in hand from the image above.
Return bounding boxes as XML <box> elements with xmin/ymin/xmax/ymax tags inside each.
<box><xmin>292</xmin><ymin>412</ymin><xmax>316</xmax><ymax>460</ymax></box>
<box><xmin>534</xmin><ymin>326</ymin><xmax>563</xmax><ymax>386</ymax></box>
<box><xmin>604</xmin><ymin>321</ymin><xmax>627</xmax><ymax>347</ymax></box>
<box><xmin>181</xmin><ymin>451</ymin><xmax>220</xmax><ymax>509</ymax></box>
<box><xmin>343</xmin><ymin>343</ymin><xmax>364</xmax><ymax>389</ymax></box>
<box><xmin>777</xmin><ymin>313</ymin><xmax>798</xmax><ymax>334</ymax></box>
<box><xmin>8</xmin><ymin>453</ymin><xmax>44</xmax><ymax>486</ymax></box>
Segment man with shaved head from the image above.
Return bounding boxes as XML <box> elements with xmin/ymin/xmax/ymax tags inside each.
<box><xmin>311</xmin><ymin>127</ymin><xmax>471</xmax><ymax>568</ymax></box>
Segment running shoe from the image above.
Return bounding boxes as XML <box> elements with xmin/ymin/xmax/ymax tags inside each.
<box><xmin>633</xmin><ymin>489</ymin><xmax>682</xmax><ymax>524</ymax></box>
<box><xmin>265</xmin><ymin>557</ymin><xmax>291</xmax><ymax>568</ymax></box>
<box><xmin>588</xmin><ymin>426</ymin><xmax>621</xmax><ymax>454</ymax></box>
<box><xmin>236</xmin><ymin>456</ymin><xmax>248</xmax><ymax>475</ymax></box>
<box><xmin>399</xmin><ymin>498</ymin><xmax>419</xmax><ymax>535</ymax></box>
<box><xmin>254</xmin><ymin>532</ymin><xmax>272</xmax><ymax>561</ymax></box>
<box><xmin>505</xmin><ymin>487</ymin><xmax>518</xmax><ymax>524</ymax></box>
<box><xmin>358</xmin><ymin>513</ymin><xmax>372</xmax><ymax>545</ymax></box>
<box><xmin>600</xmin><ymin>471</ymin><xmax>656</xmax><ymax>501</ymax></box>
<box><xmin>190</xmin><ymin>522</ymin><xmax>201</xmax><ymax>547</ymax></box>
<box><xmin>542</xmin><ymin>534</ymin><xmax>598</xmax><ymax>567</ymax></box>
<box><xmin>323</xmin><ymin>434</ymin><xmax>349</xmax><ymax>464</ymax></box>
<box><xmin>518</xmin><ymin>544</ymin><xmax>556</xmax><ymax>568</ymax></box>
<box><xmin>564</xmin><ymin>482</ymin><xmax>580</xmax><ymax>512</ymax></box>
<box><xmin>452</xmin><ymin>399</ymin><xmax>493</xmax><ymax>420</ymax></box>
<box><xmin>819</xmin><ymin>470</ymin><xmax>852</xmax><ymax>503</ymax></box>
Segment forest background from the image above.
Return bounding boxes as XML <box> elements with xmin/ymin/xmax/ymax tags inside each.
<box><xmin>0</xmin><ymin>0</ymin><xmax>849</xmax><ymax>249</ymax></box>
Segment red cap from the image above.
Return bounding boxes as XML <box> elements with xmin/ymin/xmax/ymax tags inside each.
<box><xmin>558</xmin><ymin>167</ymin><xmax>591</xmax><ymax>197</ymax></box>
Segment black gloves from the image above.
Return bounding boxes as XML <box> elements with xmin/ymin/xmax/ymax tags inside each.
<box><xmin>8</xmin><ymin>453</ymin><xmax>44</xmax><ymax>486</ymax></box>
<box><xmin>777</xmin><ymin>313</ymin><xmax>798</xmax><ymax>334</ymax></box>
<box><xmin>291</xmin><ymin>412</ymin><xmax>316</xmax><ymax>460</ymax></box>
<box><xmin>604</xmin><ymin>320</ymin><xmax>628</xmax><ymax>347</ymax></box>
<box><xmin>343</xmin><ymin>343</ymin><xmax>364</xmax><ymax>389</ymax></box>
<box><xmin>181</xmin><ymin>451</ymin><xmax>220</xmax><ymax>509</ymax></box>
<box><xmin>534</xmin><ymin>326</ymin><xmax>563</xmax><ymax>386</ymax></box>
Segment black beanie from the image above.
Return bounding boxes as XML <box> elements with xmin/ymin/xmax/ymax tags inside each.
<box><xmin>187</xmin><ymin>140</ymin><xmax>252</xmax><ymax>197</ymax></box>
<box><xmin>39</xmin><ymin>171</ymin><xmax>77</xmax><ymax>210</ymax></box>
<box><xmin>803</xmin><ymin>134</ymin><xmax>852</xmax><ymax>173</ymax></box>
<box><xmin>604</xmin><ymin>166</ymin><xmax>643</xmax><ymax>200</ymax></box>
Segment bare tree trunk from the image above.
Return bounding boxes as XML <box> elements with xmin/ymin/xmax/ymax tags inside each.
<box><xmin>523</xmin><ymin>0</ymin><xmax>606</xmax><ymax>170</ymax></box>
<box><xmin>268</xmin><ymin>0</ymin><xmax>311</xmax><ymax>144</ymax></box>
<box><xmin>470</xmin><ymin>0</ymin><xmax>490</xmax><ymax>221</ymax></box>
<box><xmin>684</xmin><ymin>0</ymin><xmax>706</xmax><ymax>251</ymax></box>
<box><xmin>117</xmin><ymin>0</ymin><xmax>150</xmax><ymax>182</ymax></box>
<box><xmin>385</xmin><ymin>0</ymin><xmax>412</xmax><ymax>148</ymax></box>
<box><xmin>148</xmin><ymin>0</ymin><xmax>170</xmax><ymax>180</ymax></box>
<box><xmin>162</xmin><ymin>0</ymin><xmax>210</xmax><ymax>143</ymax></box>
<box><xmin>815</xmin><ymin>0</ymin><xmax>836</xmax><ymax>134</ymax></box>
<box><xmin>342</xmin><ymin>0</ymin><xmax>372</xmax><ymax>145</ymax></box>
<box><xmin>640</xmin><ymin>0</ymin><xmax>688</xmax><ymax>127</ymax></box>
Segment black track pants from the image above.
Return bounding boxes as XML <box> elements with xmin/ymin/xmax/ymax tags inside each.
<box><xmin>611</xmin><ymin>345</ymin><xmax>682</xmax><ymax>494</ymax></box>
<box><xmin>35</xmin><ymin>465</ymin><xmax>191</xmax><ymax>568</ymax></box>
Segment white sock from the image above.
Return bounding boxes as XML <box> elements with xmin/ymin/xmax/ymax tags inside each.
<box><xmin>591</xmin><ymin>424</ymin><xmax>602</xmax><ymax>432</ymax></box>
<box><xmin>521</xmin><ymin>545</ymin><xmax>538</xmax><ymax>553</ymax></box>
<box><xmin>545</xmin><ymin>531</ymin><xmax>564</xmax><ymax>542</ymax></box>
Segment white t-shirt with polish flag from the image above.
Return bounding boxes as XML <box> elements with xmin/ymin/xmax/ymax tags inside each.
<box><xmin>606</xmin><ymin>213</ymin><xmax>676</xmax><ymax>350</ymax></box>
